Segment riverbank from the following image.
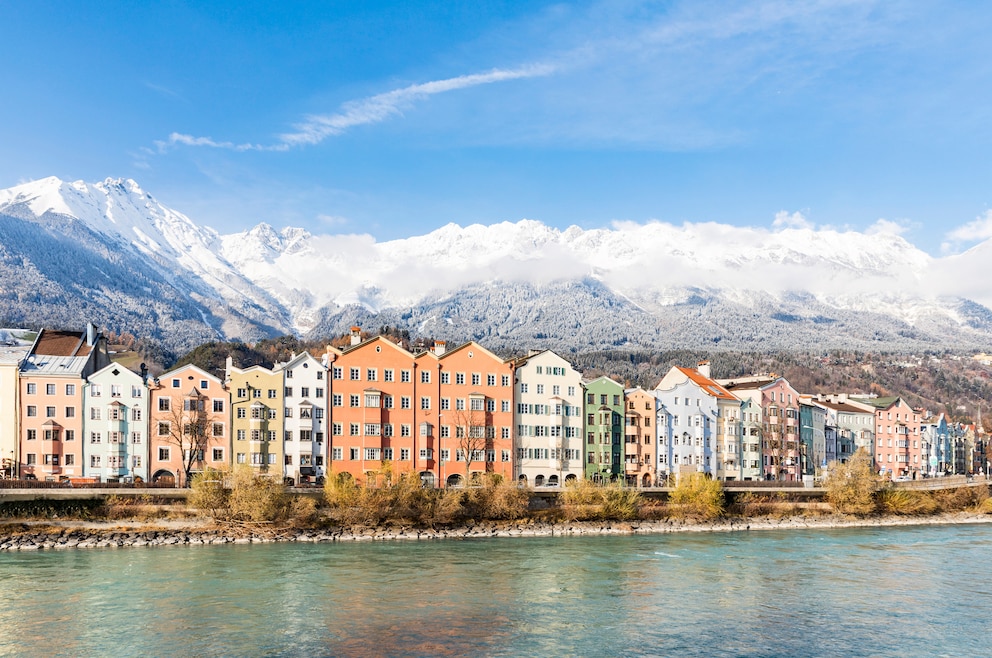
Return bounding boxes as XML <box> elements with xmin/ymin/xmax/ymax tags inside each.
<box><xmin>2</xmin><ymin>511</ymin><xmax>990</xmax><ymax>550</ymax></box>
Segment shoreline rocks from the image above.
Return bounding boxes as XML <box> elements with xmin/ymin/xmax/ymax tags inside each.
<box><xmin>2</xmin><ymin>513</ymin><xmax>990</xmax><ymax>551</ymax></box>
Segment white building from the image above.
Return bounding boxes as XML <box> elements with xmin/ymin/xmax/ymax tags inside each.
<box><xmin>278</xmin><ymin>351</ymin><xmax>329</xmax><ymax>485</ymax></box>
<box><xmin>512</xmin><ymin>350</ymin><xmax>584</xmax><ymax>487</ymax></box>
<box><xmin>654</xmin><ymin>363</ymin><xmax>743</xmax><ymax>482</ymax></box>
<box><xmin>82</xmin><ymin>363</ymin><xmax>149</xmax><ymax>482</ymax></box>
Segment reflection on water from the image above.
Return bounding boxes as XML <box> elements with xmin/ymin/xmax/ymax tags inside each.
<box><xmin>1</xmin><ymin>524</ymin><xmax>991</xmax><ymax>657</ymax></box>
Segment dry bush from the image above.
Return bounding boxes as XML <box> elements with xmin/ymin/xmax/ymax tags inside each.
<box><xmin>462</xmin><ymin>475</ymin><xmax>530</xmax><ymax>521</ymax></box>
<box><xmin>188</xmin><ymin>468</ymin><xmax>229</xmax><ymax>518</ymax></box>
<box><xmin>227</xmin><ymin>466</ymin><xmax>290</xmax><ymax>523</ymax></box>
<box><xmin>559</xmin><ymin>479</ymin><xmax>644</xmax><ymax>521</ymax></box>
<box><xmin>668</xmin><ymin>473</ymin><xmax>724</xmax><ymax>520</ymax></box>
<box><xmin>876</xmin><ymin>489</ymin><xmax>939</xmax><ymax>516</ymax></box>
<box><xmin>287</xmin><ymin>496</ymin><xmax>320</xmax><ymax>527</ymax></box>
<box><xmin>730</xmin><ymin>492</ymin><xmax>781</xmax><ymax>517</ymax></box>
<box><xmin>934</xmin><ymin>485</ymin><xmax>990</xmax><ymax>512</ymax></box>
<box><xmin>825</xmin><ymin>448</ymin><xmax>880</xmax><ymax>516</ymax></box>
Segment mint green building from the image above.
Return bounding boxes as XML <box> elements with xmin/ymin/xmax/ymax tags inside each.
<box><xmin>583</xmin><ymin>376</ymin><xmax>624</xmax><ymax>480</ymax></box>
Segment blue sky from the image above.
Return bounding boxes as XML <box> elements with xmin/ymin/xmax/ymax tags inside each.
<box><xmin>2</xmin><ymin>0</ymin><xmax>991</xmax><ymax>253</ymax></box>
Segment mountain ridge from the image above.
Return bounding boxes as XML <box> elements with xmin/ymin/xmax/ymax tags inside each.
<box><xmin>1</xmin><ymin>176</ymin><xmax>989</xmax><ymax>356</ymax></box>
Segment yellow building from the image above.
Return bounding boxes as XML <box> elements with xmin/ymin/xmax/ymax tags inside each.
<box><xmin>226</xmin><ymin>358</ymin><xmax>285</xmax><ymax>478</ymax></box>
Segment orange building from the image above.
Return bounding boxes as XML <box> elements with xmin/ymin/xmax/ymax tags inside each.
<box><xmin>327</xmin><ymin>331</ymin><xmax>434</xmax><ymax>484</ymax></box>
<box><xmin>18</xmin><ymin>325</ymin><xmax>110</xmax><ymax>480</ymax></box>
<box><xmin>432</xmin><ymin>341</ymin><xmax>514</xmax><ymax>486</ymax></box>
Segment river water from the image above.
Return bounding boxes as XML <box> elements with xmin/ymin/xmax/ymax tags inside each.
<box><xmin>1</xmin><ymin>523</ymin><xmax>990</xmax><ymax>657</ymax></box>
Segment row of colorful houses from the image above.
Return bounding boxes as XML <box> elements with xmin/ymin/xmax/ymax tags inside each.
<box><xmin>1</xmin><ymin>324</ymin><xmax>988</xmax><ymax>487</ymax></box>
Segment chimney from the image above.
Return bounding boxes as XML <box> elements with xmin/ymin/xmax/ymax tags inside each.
<box><xmin>225</xmin><ymin>356</ymin><xmax>233</xmax><ymax>384</ymax></box>
<box><xmin>140</xmin><ymin>362</ymin><xmax>148</xmax><ymax>381</ymax></box>
<box><xmin>433</xmin><ymin>340</ymin><xmax>446</xmax><ymax>356</ymax></box>
<box><xmin>350</xmin><ymin>326</ymin><xmax>362</xmax><ymax>346</ymax></box>
<box><xmin>322</xmin><ymin>345</ymin><xmax>334</xmax><ymax>367</ymax></box>
<box><xmin>697</xmin><ymin>360</ymin><xmax>711</xmax><ymax>379</ymax></box>
<box><xmin>86</xmin><ymin>322</ymin><xmax>97</xmax><ymax>346</ymax></box>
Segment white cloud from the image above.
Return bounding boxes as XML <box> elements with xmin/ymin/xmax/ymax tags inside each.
<box><xmin>944</xmin><ymin>210</ymin><xmax>992</xmax><ymax>245</ymax></box>
<box><xmin>157</xmin><ymin>63</ymin><xmax>555</xmax><ymax>154</ymax></box>
<box><xmin>772</xmin><ymin>211</ymin><xmax>813</xmax><ymax>230</ymax></box>
<box><xmin>316</xmin><ymin>213</ymin><xmax>349</xmax><ymax>227</ymax></box>
<box><xmin>153</xmin><ymin>133</ymin><xmax>289</xmax><ymax>153</ymax></box>
<box><xmin>280</xmin><ymin>64</ymin><xmax>556</xmax><ymax>147</ymax></box>
<box><xmin>865</xmin><ymin>218</ymin><xmax>909</xmax><ymax>236</ymax></box>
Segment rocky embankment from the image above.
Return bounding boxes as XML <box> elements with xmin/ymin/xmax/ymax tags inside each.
<box><xmin>2</xmin><ymin>512</ymin><xmax>991</xmax><ymax>551</ymax></box>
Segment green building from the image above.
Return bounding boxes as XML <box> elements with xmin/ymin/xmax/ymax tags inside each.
<box><xmin>583</xmin><ymin>376</ymin><xmax>624</xmax><ymax>480</ymax></box>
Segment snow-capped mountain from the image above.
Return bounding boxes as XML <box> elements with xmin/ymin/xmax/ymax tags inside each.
<box><xmin>2</xmin><ymin>175</ymin><xmax>990</xmax><ymax>356</ymax></box>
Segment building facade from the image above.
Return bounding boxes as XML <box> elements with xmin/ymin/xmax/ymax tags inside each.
<box><xmin>149</xmin><ymin>364</ymin><xmax>230</xmax><ymax>486</ymax></box>
<box><xmin>583</xmin><ymin>376</ymin><xmax>624</xmax><ymax>481</ymax></box>
<box><xmin>278</xmin><ymin>351</ymin><xmax>329</xmax><ymax>485</ymax></box>
<box><xmin>623</xmin><ymin>387</ymin><xmax>656</xmax><ymax>486</ymax></box>
<box><xmin>513</xmin><ymin>350</ymin><xmax>584</xmax><ymax>487</ymax></box>
<box><xmin>82</xmin><ymin>363</ymin><xmax>149</xmax><ymax>482</ymax></box>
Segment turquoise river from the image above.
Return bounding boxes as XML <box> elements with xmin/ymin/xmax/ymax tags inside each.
<box><xmin>1</xmin><ymin>523</ymin><xmax>991</xmax><ymax>657</ymax></box>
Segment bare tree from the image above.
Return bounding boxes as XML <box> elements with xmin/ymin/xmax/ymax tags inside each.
<box><xmin>450</xmin><ymin>407</ymin><xmax>489</xmax><ymax>484</ymax></box>
<box><xmin>159</xmin><ymin>391</ymin><xmax>209</xmax><ymax>487</ymax></box>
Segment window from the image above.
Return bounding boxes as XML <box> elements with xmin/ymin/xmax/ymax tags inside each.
<box><xmin>111</xmin><ymin>385</ymin><xmax>122</xmax><ymax>398</ymax></box>
<box><xmin>267</xmin><ymin>389</ymin><xmax>277</xmax><ymax>399</ymax></box>
<box><xmin>520</xmin><ymin>383</ymin><xmax>528</xmax><ymax>394</ymax></box>
<box><xmin>365</xmin><ymin>394</ymin><xmax>380</xmax><ymax>408</ymax></box>
<box><xmin>300</xmin><ymin>406</ymin><xmax>312</xmax><ymax>419</ymax></box>
<box><xmin>421</xmin><ymin>371</ymin><xmax>431</xmax><ymax>384</ymax></box>
<box><xmin>90</xmin><ymin>455</ymin><xmax>101</xmax><ymax>468</ymax></box>
<box><xmin>300</xmin><ymin>430</ymin><xmax>312</xmax><ymax>441</ymax></box>
<box><xmin>401</xmin><ymin>370</ymin><xmax>411</xmax><ymax>383</ymax></box>
<box><xmin>301</xmin><ymin>387</ymin><xmax>310</xmax><ymax>398</ymax></box>
<box><xmin>350</xmin><ymin>367</ymin><xmax>360</xmax><ymax>380</ymax></box>
<box><xmin>456</xmin><ymin>398</ymin><xmax>465</xmax><ymax>411</ymax></box>
<box><xmin>350</xmin><ymin>448</ymin><xmax>359</xmax><ymax>460</ymax></box>
<box><xmin>350</xmin><ymin>423</ymin><xmax>360</xmax><ymax>436</ymax></box>
<box><xmin>26</xmin><ymin>383</ymin><xmax>37</xmax><ymax>394</ymax></box>
<box><xmin>420</xmin><ymin>397</ymin><xmax>431</xmax><ymax>410</ymax></box>
<box><xmin>46</xmin><ymin>383</ymin><xmax>56</xmax><ymax>395</ymax></box>
<box><xmin>157</xmin><ymin>422</ymin><xmax>170</xmax><ymax>436</ymax></box>
<box><xmin>26</xmin><ymin>453</ymin><xmax>36</xmax><ymax>465</ymax></box>
<box><xmin>64</xmin><ymin>430</ymin><xmax>74</xmax><ymax>441</ymax></box>
<box><xmin>285</xmin><ymin>455</ymin><xmax>293</xmax><ymax>466</ymax></box>
<box><xmin>158</xmin><ymin>447</ymin><xmax>170</xmax><ymax>461</ymax></box>
<box><xmin>158</xmin><ymin>397</ymin><xmax>171</xmax><ymax>412</ymax></box>
<box><xmin>384</xmin><ymin>369</ymin><xmax>394</xmax><ymax>382</ymax></box>
<box><xmin>26</xmin><ymin>429</ymin><xmax>37</xmax><ymax>441</ymax></box>
<box><xmin>419</xmin><ymin>448</ymin><xmax>433</xmax><ymax>460</ymax></box>
<box><xmin>333</xmin><ymin>366</ymin><xmax>343</xmax><ymax>380</ymax></box>
<box><xmin>285</xmin><ymin>407</ymin><xmax>293</xmax><ymax>418</ymax></box>
<box><xmin>440</xmin><ymin>398</ymin><xmax>450</xmax><ymax>410</ymax></box>
<box><xmin>502</xmin><ymin>375</ymin><xmax>511</xmax><ymax>386</ymax></box>
<box><xmin>332</xmin><ymin>393</ymin><xmax>343</xmax><ymax>406</ymax></box>
<box><xmin>332</xmin><ymin>447</ymin><xmax>343</xmax><ymax>460</ymax></box>
<box><xmin>131</xmin><ymin>431</ymin><xmax>142</xmax><ymax>444</ymax></box>
<box><xmin>65</xmin><ymin>383</ymin><xmax>76</xmax><ymax>396</ymax></box>
<box><xmin>440</xmin><ymin>372</ymin><xmax>450</xmax><ymax>384</ymax></box>
<box><xmin>367</xmin><ymin>368</ymin><xmax>377</xmax><ymax>381</ymax></box>
<box><xmin>401</xmin><ymin>396</ymin><xmax>411</xmax><ymax>409</ymax></box>
<box><xmin>315</xmin><ymin>387</ymin><xmax>323</xmax><ymax>398</ymax></box>
<box><xmin>90</xmin><ymin>407</ymin><xmax>101</xmax><ymax>420</ymax></box>
<box><xmin>332</xmin><ymin>423</ymin><xmax>342</xmax><ymax>436</ymax></box>
<box><xmin>487</xmin><ymin>374</ymin><xmax>496</xmax><ymax>386</ymax></box>
<box><xmin>285</xmin><ymin>370</ymin><xmax>293</xmax><ymax>379</ymax></box>
<box><xmin>401</xmin><ymin>424</ymin><xmax>411</xmax><ymax>437</ymax></box>
<box><xmin>285</xmin><ymin>387</ymin><xmax>294</xmax><ymax>398</ymax></box>
<box><xmin>350</xmin><ymin>394</ymin><xmax>360</xmax><ymax>407</ymax></box>
<box><xmin>400</xmin><ymin>448</ymin><xmax>410</xmax><ymax>460</ymax></box>
<box><xmin>45</xmin><ymin>406</ymin><xmax>56</xmax><ymax>417</ymax></box>
<box><xmin>26</xmin><ymin>405</ymin><xmax>37</xmax><ymax>417</ymax></box>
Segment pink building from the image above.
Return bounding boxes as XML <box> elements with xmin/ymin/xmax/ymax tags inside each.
<box><xmin>856</xmin><ymin>396</ymin><xmax>924</xmax><ymax>479</ymax></box>
<box><xmin>18</xmin><ymin>325</ymin><xmax>110</xmax><ymax>480</ymax></box>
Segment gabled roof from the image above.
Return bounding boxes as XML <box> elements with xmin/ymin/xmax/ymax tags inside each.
<box><xmin>340</xmin><ymin>334</ymin><xmax>414</xmax><ymax>359</ymax></box>
<box><xmin>437</xmin><ymin>340</ymin><xmax>512</xmax><ymax>366</ymax></box>
<box><xmin>32</xmin><ymin>329</ymin><xmax>91</xmax><ymax>358</ymax></box>
<box><xmin>676</xmin><ymin>367</ymin><xmax>738</xmax><ymax>402</ymax></box>
<box><xmin>852</xmin><ymin>396</ymin><xmax>901</xmax><ymax>410</ymax></box>
<box><xmin>658</xmin><ymin>365</ymin><xmax>738</xmax><ymax>402</ymax></box>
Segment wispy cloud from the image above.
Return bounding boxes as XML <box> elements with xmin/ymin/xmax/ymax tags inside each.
<box><xmin>281</xmin><ymin>64</ymin><xmax>556</xmax><ymax>146</ymax></box>
<box><xmin>157</xmin><ymin>63</ymin><xmax>555</xmax><ymax>154</ymax></box>
<box><xmin>153</xmin><ymin>132</ymin><xmax>289</xmax><ymax>153</ymax></box>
